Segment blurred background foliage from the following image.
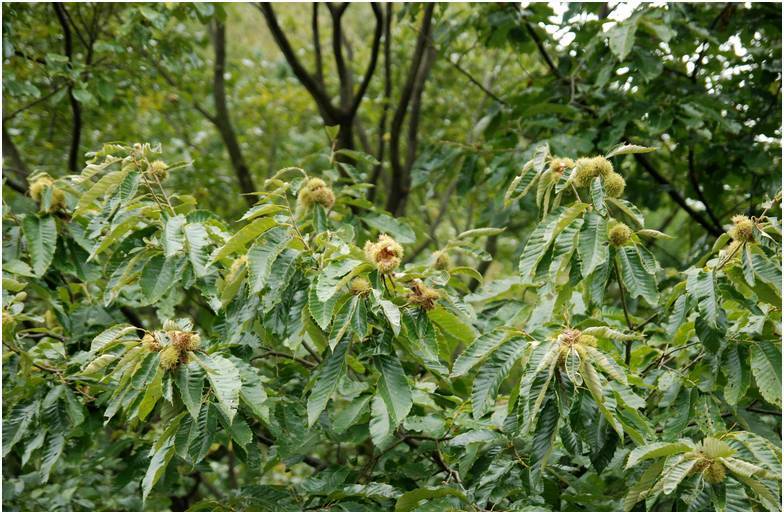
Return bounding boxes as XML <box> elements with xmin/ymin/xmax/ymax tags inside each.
<box><xmin>3</xmin><ymin>1</ymin><xmax>782</xmax><ymax>275</ymax></box>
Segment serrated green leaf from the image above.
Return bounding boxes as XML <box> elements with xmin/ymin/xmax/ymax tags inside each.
<box><xmin>140</xmin><ymin>254</ymin><xmax>181</xmax><ymax>303</ymax></box>
<box><xmin>184</xmin><ymin>223</ymin><xmax>211</xmax><ymax>277</ymax></box>
<box><xmin>661</xmin><ymin>456</ymin><xmax>698</xmax><ymax>494</ymax></box>
<box><xmin>626</xmin><ymin>441</ymin><xmax>692</xmax><ymax>468</ymax></box>
<box><xmin>22</xmin><ymin>215</ymin><xmax>57</xmax><ymax>277</ymax></box>
<box><xmin>578</xmin><ymin>212</ymin><xmax>609</xmax><ymax>277</ymax></box>
<box><xmin>39</xmin><ymin>432</ymin><xmax>65</xmax><ymax>483</ymax></box>
<box><xmin>333</xmin><ymin>395</ymin><xmax>371</xmax><ymax>434</ymax></box>
<box><xmin>472</xmin><ymin>337</ymin><xmax>525</xmax><ymax>419</ymax></box>
<box><xmin>751</xmin><ymin>252</ymin><xmax>782</xmax><ymax>294</ymax></box>
<box><xmin>427</xmin><ymin>304</ymin><xmax>475</xmax><ymax>343</ymax></box>
<box><xmin>724</xmin><ymin>344</ymin><xmax>750</xmax><ymax>406</ymax></box>
<box><xmin>750</xmin><ymin>341</ymin><xmax>781</xmax><ymax>406</ymax></box>
<box><xmin>618</xmin><ymin>246</ymin><xmax>658</xmax><ymax>305</ymax></box>
<box><xmin>90</xmin><ymin>324</ymin><xmax>137</xmax><ymax>353</ymax></box>
<box><xmin>686</xmin><ymin>268</ymin><xmax>721</xmax><ymax>329</ymax></box>
<box><xmin>591</xmin><ymin>177</ymin><xmax>607</xmax><ymax>216</ymax></box>
<box><xmin>248</xmin><ymin>226</ymin><xmax>291</xmax><ymax>293</ymax></box>
<box><xmin>307</xmin><ymin>339</ymin><xmax>349</xmax><ymax>427</ymax></box>
<box><xmin>2</xmin><ymin>402</ymin><xmax>37</xmax><ymax>456</ymax></box>
<box><xmin>175</xmin><ymin>362</ymin><xmax>204</xmax><ymax>419</ymax></box>
<box><xmin>142</xmin><ymin>435</ymin><xmax>175</xmax><ymax>502</ymax></box>
<box><xmin>194</xmin><ymin>354</ymin><xmax>241</xmax><ymax>423</ymax></box>
<box><xmin>451</xmin><ymin>330</ymin><xmax>507</xmax><ymax>378</ymax></box>
<box><xmin>210</xmin><ymin>217</ymin><xmax>277</xmax><ymax>263</ymax></box>
<box><xmin>369</xmin><ymin>394</ymin><xmax>393</xmax><ymax>448</ymax></box>
<box><xmin>375</xmin><ymin>354</ymin><xmax>412</xmax><ymax>427</ymax></box>
<box><xmin>162</xmin><ymin>214</ymin><xmax>186</xmax><ymax>257</ymax></box>
<box><xmin>74</xmin><ymin>167</ymin><xmax>132</xmax><ymax>216</ymax></box>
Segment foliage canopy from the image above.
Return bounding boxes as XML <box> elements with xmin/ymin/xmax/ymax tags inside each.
<box><xmin>2</xmin><ymin>2</ymin><xmax>782</xmax><ymax>512</ymax></box>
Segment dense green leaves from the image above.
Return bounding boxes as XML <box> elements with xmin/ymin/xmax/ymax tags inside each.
<box><xmin>3</xmin><ymin>4</ymin><xmax>782</xmax><ymax>502</ymax></box>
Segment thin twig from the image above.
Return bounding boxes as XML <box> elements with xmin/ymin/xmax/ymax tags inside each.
<box><xmin>253</xmin><ymin>350</ymin><xmax>317</xmax><ymax>369</ymax></box>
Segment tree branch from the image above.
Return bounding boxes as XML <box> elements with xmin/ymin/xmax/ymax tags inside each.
<box><xmin>211</xmin><ymin>21</ymin><xmax>257</xmax><ymax>204</ymax></box>
<box><xmin>146</xmin><ymin>56</ymin><xmax>217</xmax><ymax>124</ymax></box>
<box><xmin>327</xmin><ymin>3</ymin><xmax>352</xmax><ymax>110</ymax></box>
<box><xmin>257</xmin><ymin>3</ymin><xmax>340</xmax><ymax>122</ymax></box>
<box><xmin>312</xmin><ymin>4</ymin><xmax>324</xmax><ymax>86</ymax></box>
<box><xmin>3</xmin><ymin>84</ymin><xmax>67</xmax><ymax>122</ymax></box>
<box><xmin>690</xmin><ymin>3</ymin><xmax>735</xmax><ymax>82</ymax></box>
<box><xmin>633</xmin><ymin>154</ymin><xmax>723</xmax><ymax>237</ymax></box>
<box><xmin>524</xmin><ymin>21</ymin><xmax>562</xmax><ymax>79</ymax></box>
<box><xmin>404</xmin><ymin>43</ymin><xmax>436</xmax><ymax>174</ymax></box>
<box><xmin>53</xmin><ymin>3</ymin><xmax>82</xmax><ymax>173</ymax></box>
<box><xmin>687</xmin><ymin>146</ymin><xmax>723</xmax><ymax>231</ymax></box>
<box><xmin>2</xmin><ymin>125</ymin><xmax>30</xmax><ymax>182</ymax></box>
<box><xmin>348</xmin><ymin>3</ymin><xmax>383</xmax><ymax>118</ymax></box>
<box><xmin>368</xmin><ymin>3</ymin><xmax>393</xmax><ymax>203</ymax></box>
<box><xmin>386</xmin><ymin>4</ymin><xmax>435</xmax><ymax>215</ymax></box>
<box><xmin>448</xmin><ymin>58</ymin><xmax>509</xmax><ymax>106</ymax></box>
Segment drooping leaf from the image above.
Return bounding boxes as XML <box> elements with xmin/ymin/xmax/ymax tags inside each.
<box><xmin>184</xmin><ymin>223</ymin><xmax>211</xmax><ymax>277</ymax></box>
<box><xmin>39</xmin><ymin>432</ymin><xmax>65</xmax><ymax>483</ymax></box>
<box><xmin>451</xmin><ymin>330</ymin><xmax>508</xmax><ymax>378</ymax></box>
<box><xmin>607</xmin><ymin>18</ymin><xmax>638</xmax><ymax>62</ymax></box>
<box><xmin>307</xmin><ymin>339</ymin><xmax>349</xmax><ymax>427</ymax></box>
<box><xmin>472</xmin><ymin>337</ymin><xmax>525</xmax><ymax>419</ymax></box>
<box><xmin>140</xmin><ymin>254</ymin><xmax>183</xmax><ymax>303</ymax></box>
<box><xmin>724</xmin><ymin>344</ymin><xmax>750</xmax><ymax>406</ymax></box>
<box><xmin>625</xmin><ymin>441</ymin><xmax>692</xmax><ymax>469</ymax></box>
<box><xmin>162</xmin><ymin>214</ymin><xmax>186</xmax><ymax>257</ymax></box>
<box><xmin>210</xmin><ymin>217</ymin><xmax>277</xmax><ymax>263</ymax></box>
<box><xmin>2</xmin><ymin>402</ymin><xmax>38</xmax><ymax>456</ymax></box>
<box><xmin>194</xmin><ymin>354</ymin><xmax>241</xmax><ymax>423</ymax></box>
<box><xmin>247</xmin><ymin>226</ymin><xmax>291</xmax><ymax>293</ymax></box>
<box><xmin>661</xmin><ymin>456</ymin><xmax>698</xmax><ymax>494</ymax></box>
<box><xmin>375</xmin><ymin>354</ymin><xmax>412</xmax><ymax>428</ymax></box>
<box><xmin>175</xmin><ymin>362</ymin><xmax>204</xmax><ymax>419</ymax></box>
<box><xmin>750</xmin><ymin>341</ymin><xmax>782</xmax><ymax>406</ymax></box>
<box><xmin>686</xmin><ymin>268</ymin><xmax>722</xmax><ymax>329</ymax></box>
<box><xmin>22</xmin><ymin>215</ymin><xmax>57</xmax><ymax>277</ymax></box>
<box><xmin>618</xmin><ymin>246</ymin><xmax>658</xmax><ymax>305</ymax></box>
<box><xmin>578</xmin><ymin>212</ymin><xmax>609</xmax><ymax>277</ymax></box>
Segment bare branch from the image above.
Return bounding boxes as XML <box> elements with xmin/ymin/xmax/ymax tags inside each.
<box><xmin>448</xmin><ymin>58</ymin><xmax>508</xmax><ymax>106</ymax></box>
<box><xmin>53</xmin><ymin>2</ymin><xmax>82</xmax><ymax>172</ymax></box>
<box><xmin>327</xmin><ymin>3</ymin><xmax>352</xmax><ymax>109</ymax></box>
<box><xmin>687</xmin><ymin>146</ymin><xmax>723</xmax><ymax>231</ymax></box>
<box><xmin>257</xmin><ymin>3</ymin><xmax>340</xmax><ymax>122</ymax></box>
<box><xmin>3</xmin><ymin>84</ymin><xmax>67</xmax><ymax>122</ymax></box>
<box><xmin>312</xmin><ymin>4</ymin><xmax>324</xmax><ymax>86</ymax></box>
<box><xmin>211</xmin><ymin>21</ymin><xmax>257</xmax><ymax>204</ymax></box>
<box><xmin>368</xmin><ymin>3</ymin><xmax>393</xmax><ymax>203</ymax></box>
<box><xmin>524</xmin><ymin>21</ymin><xmax>562</xmax><ymax>79</ymax></box>
<box><xmin>634</xmin><ymin>154</ymin><xmax>724</xmax><ymax>237</ymax></box>
<box><xmin>386</xmin><ymin>4</ymin><xmax>435</xmax><ymax>215</ymax></box>
<box><xmin>348</xmin><ymin>3</ymin><xmax>383</xmax><ymax>118</ymax></box>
